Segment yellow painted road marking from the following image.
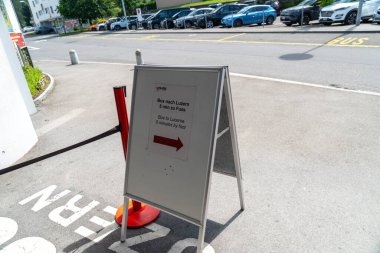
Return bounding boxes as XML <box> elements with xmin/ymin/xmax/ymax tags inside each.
<box><xmin>327</xmin><ymin>37</ymin><xmax>369</xmax><ymax>45</ymax></box>
<box><xmin>64</xmin><ymin>34</ymin><xmax>380</xmax><ymax>48</ymax></box>
<box><xmin>218</xmin><ymin>33</ymin><xmax>246</xmax><ymax>41</ymax></box>
<box><xmin>143</xmin><ymin>35</ymin><xmax>160</xmax><ymax>39</ymax></box>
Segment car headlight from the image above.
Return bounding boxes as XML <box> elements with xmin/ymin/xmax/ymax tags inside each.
<box><xmin>335</xmin><ymin>7</ymin><xmax>349</xmax><ymax>11</ymax></box>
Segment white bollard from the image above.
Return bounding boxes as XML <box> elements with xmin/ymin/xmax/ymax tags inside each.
<box><xmin>69</xmin><ymin>49</ymin><xmax>79</xmax><ymax>65</ymax></box>
<box><xmin>135</xmin><ymin>49</ymin><xmax>143</xmax><ymax>65</ymax></box>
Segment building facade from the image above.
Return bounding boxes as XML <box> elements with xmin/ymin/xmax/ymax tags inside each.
<box><xmin>28</xmin><ymin>0</ymin><xmax>61</xmax><ymax>27</ymax></box>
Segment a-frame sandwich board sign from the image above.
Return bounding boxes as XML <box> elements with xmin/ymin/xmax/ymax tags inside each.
<box><xmin>121</xmin><ymin>65</ymin><xmax>245</xmax><ymax>253</ymax></box>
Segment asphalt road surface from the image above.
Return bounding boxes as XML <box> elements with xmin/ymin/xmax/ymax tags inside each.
<box><xmin>2</xmin><ymin>30</ymin><xmax>380</xmax><ymax>253</ymax></box>
<box><xmin>26</xmin><ymin>31</ymin><xmax>380</xmax><ymax>93</ymax></box>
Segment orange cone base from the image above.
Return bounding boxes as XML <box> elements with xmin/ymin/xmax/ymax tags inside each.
<box><xmin>115</xmin><ymin>201</ymin><xmax>160</xmax><ymax>228</ymax></box>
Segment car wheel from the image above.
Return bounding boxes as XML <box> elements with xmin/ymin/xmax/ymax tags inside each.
<box><xmin>285</xmin><ymin>23</ymin><xmax>292</xmax><ymax>26</ymax></box>
<box><xmin>131</xmin><ymin>24</ymin><xmax>137</xmax><ymax>30</ymax></box>
<box><xmin>299</xmin><ymin>15</ymin><xmax>310</xmax><ymax>25</ymax></box>
<box><xmin>323</xmin><ymin>23</ymin><xmax>332</xmax><ymax>26</ymax></box>
<box><xmin>206</xmin><ymin>20</ymin><xmax>214</xmax><ymax>28</ymax></box>
<box><xmin>266</xmin><ymin>16</ymin><xmax>274</xmax><ymax>25</ymax></box>
<box><xmin>99</xmin><ymin>26</ymin><xmax>105</xmax><ymax>31</ymax></box>
<box><xmin>257</xmin><ymin>23</ymin><xmax>262</xmax><ymax>26</ymax></box>
<box><xmin>115</xmin><ymin>25</ymin><xmax>120</xmax><ymax>31</ymax></box>
<box><xmin>362</xmin><ymin>18</ymin><xmax>371</xmax><ymax>23</ymax></box>
<box><xmin>233</xmin><ymin>19</ymin><xmax>243</xmax><ymax>27</ymax></box>
<box><xmin>185</xmin><ymin>21</ymin><xmax>192</xmax><ymax>29</ymax></box>
<box><xmin>344</xmin><ymin>11</ymin><xmax>357</xmax><ymax>25</ymax></box>
<box><xmin>377</xmin><ymin>22</ymin><xmax>380</xmax><ymax>24</ymax></box>
<box><xmin>153</xmin><ymin>23</ymin><xmax>160</xmax><ymax>29</ymax></box>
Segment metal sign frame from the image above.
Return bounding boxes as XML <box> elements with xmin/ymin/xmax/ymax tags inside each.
<box><xmin>120</xmin><ymin>65</ymin><xmax>244</xmax><ymax>253</ymax></box>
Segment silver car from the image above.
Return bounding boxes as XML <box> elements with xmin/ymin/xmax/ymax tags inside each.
<box><xmin>374</xmin><ymin>6</ymin><xmax>380</xmax><ymax>24</ymax></box>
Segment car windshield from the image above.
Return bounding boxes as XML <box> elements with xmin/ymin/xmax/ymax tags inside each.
<box><xmin>298</xmin><ymin>0</ymin><xmax>316</xmax><ymax>6</ymax></box>
<box><xmin>210</xmin><ymin>5</ymin><xmax>225</xmax><ymax>14</ymax></box>
<box><xmin>188</xmin><ymin>9</ymin><xmax>201</xmax><ymax>16</ymax></box>
<box><xmin>145</xmin><ymin>13</ymin><xmax>156</xmax><ymax>20</ymax></box>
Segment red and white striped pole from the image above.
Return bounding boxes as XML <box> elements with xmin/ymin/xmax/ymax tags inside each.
<box><xmin>113</xmin><ymin>86</ymin><xmax>160</xmax><ymax>228</ymax></box>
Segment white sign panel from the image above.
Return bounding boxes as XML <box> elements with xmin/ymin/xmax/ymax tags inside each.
<box><xmin>122</xmin><ymin>65</ymin><xmax>244</xmax><ymax>253</ymax></box>
<box><xmin>136</xmin><ymin>8</ymin><xmax>143</xmax><ymax>21</ymax></box>
<box><xmin>149</xmin><ymin>84</ymin><xmax>196</xmax><ymax>160</ymax></box>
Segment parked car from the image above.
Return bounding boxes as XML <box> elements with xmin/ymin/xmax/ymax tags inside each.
<box><xmin>280</xmin><ymin>0</ymin><xmax>320</xmax><ymax>26</ymax></box>
<box><xmin>111</xmin><ymin>16</ymin><xmax>138</xmax><ymax>30</ymax></box>
<box><xmin>195</xmin><ymin>3</ymin><xmax>248</xmax><ymax>28</ymax></box>
<box><xmin>105</xmin><ymin>17</ymin><xmax>121</xmax><ymax>30</ymax></box>
<box><xmin>221</xmin><ymin>5</ymin><xmax>277</xmax><ymax>27</ymax></box>
<box><xmin>319</xmin><ymin>0</ymin><xmax>380</xmax><ymax>25</ymax></box>
<box><xmin>22</xmin><ymin>26</ymin><xmax>35</xmax><ymax>33</ymax></box>
<box><xmin>96</xmin><ymin>22</ymin><xmax>106</xmax><ymax>31</ymax></box>
<box><xmin>373</xmin><ymin>6</ymin><xmax>380</xmax><ymax>23</ymax></box>
<box><xmin>35</xmin><ymin>26</ymin><xmax>54</xmax><ymax>34</ymax></box>
<box><xmin>128</xmin><ymin>14</ymin><xmax>153</xmax><ymax>30</ymax></box>
<box><xmin>209</xmin><ymin>3</ymin><xmax>223</xmax><ymax>8</ymax></box>
<box><xmin>160</xmin><ymin>10</ymin><xmax>193</xmax><ymax>29</ymax></box>
<box><xmin>244</xmin><ymin>0</ymin><xmax>257</xmax><ymax>5</ymax></box>
<box><xmin>89</xmin><ymin>19</ymin><xmax>107</xmax><ymax>31</ymax></box>
<box><xmin>146</xmin><ymin>7</ymin><xmax>192</xmax><ymax>29</ymax></box>
<box><xmin>174</xmin><ymin>8</ymin><xmax>214</xmax><ymax>28</ymax></box>
<box><xmin>262</xmin><ymin>0</ymin><xmax>281</xmax><ymax>15</ymax></box>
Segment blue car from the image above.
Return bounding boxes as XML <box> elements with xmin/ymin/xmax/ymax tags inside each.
<box><xmin>221</xmin><ymin>5</ymin><xmax>277</xmax><ymax>27</ymax></box>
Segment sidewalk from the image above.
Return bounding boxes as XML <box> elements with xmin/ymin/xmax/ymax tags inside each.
<box><xmin>7</xmin><ymin>60</ymin><xmax>380</xmax><ymax>252</ymax></box>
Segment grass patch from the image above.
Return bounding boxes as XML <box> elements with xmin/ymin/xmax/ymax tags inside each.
<box><xmin>179</xmin><ymin>0</ymin><xmax>236</xmax><ymax>7</ymax></box>
<box><xmin>23</xmin><ymin>66</ymin><xmax>43</xmax><ymax>96</ymax></box>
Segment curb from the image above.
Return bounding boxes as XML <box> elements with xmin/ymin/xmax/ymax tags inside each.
<box><xmin>33</xmin><ymin>72</ymin><xmax>55</xmax><ymax>105</ymax></box>
<box><xmin>89</xmin><ymin>27</ymin><xmax>380</xmax><ymax>35</ymax></box>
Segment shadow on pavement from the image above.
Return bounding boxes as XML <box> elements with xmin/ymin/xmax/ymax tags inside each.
<box><xmin>63</xmin><ymin>209</ymin><xmax>243</xmax><ymax>253</ymax></box>
<box><xmin>279</xmin><ymin>27</ymin><xmax>356</xmax><ymax>61</ymax></box>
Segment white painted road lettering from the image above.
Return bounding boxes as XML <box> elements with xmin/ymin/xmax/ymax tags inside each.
<box><xmin>19</xmin><ymin>184</ymin><xmax>71</xmax><ymax>212</ymax></box>
<box><xmin>11</xmin><ymin>185</ymin><xmax>215</xmax><ymax>252</ymax></box>
<box><xmin>0</xmin><ymin>217</ymin><xmax>56</xmax><ymax>253</ymax></box>
<box><xmin>49</xmin><ymin>194</ymin><xmax>99</xmax><ymax>227</ymax></box>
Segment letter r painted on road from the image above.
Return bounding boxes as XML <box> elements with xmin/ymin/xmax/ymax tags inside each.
<box><xmin>49</xmin><ymin>195</ymin><xmax>99</xmax><ymax>227</ymax></box>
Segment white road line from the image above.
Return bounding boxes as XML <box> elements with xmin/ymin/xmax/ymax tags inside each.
<box><xmin>36</xmin><ymin>108</ymin><xmax>85</xmax><ymax>136</ymax></box>
<box><xmin>36</xmin><ymin>59</ymin><xmax>380</xmax><ymax>97</ymax></box>
<box><xmin>89</xmin><ymin>216</ymin><xmax>114</xmax><ymax>227</ymax></box>
<box><xmin>230</xmin><ymin>72</ymin><xmax>380</xmax><ymax>97</ymax></box>
<box><xmin>38</xmin><ymin>59</ymin><xmax>135</xmax><ymax>66</ymax></box>
<box><xmin>75</xmin><ymin>226</ymin><xmax>95</xmax><ymax>238</ymax></box>
<box><xmin>27</xmin><ymin>46</ymin><xmax>40</xmax><ymax>50</ymax></box>
<box><xmin>34</xmin><ymin>39</ymin><xmax>47</xmax><ymax>43</ymax></box>
<box><xmin>103</xmin><ymin>206</ymin><xmax>117</xmax><ymax>215</ymax></box>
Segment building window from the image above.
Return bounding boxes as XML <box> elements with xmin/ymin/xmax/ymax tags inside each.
<box><xmin>50</xmin><ymin>6</ymin><xmax>54</xmax><ymax>13</ymax></box>
<box><xmin>45</xmin><ymin>7</ymin><xmax>48</xmax><ymax>13</ymax></box>
<box><xmin>32</xmin><ymin>1</ymin><xmax>35</xmax><ymax>7</ymax></box>
<box><xmin>36</xmin><ymin>12</ymin><xmax>38</xmax><ymax>18</ymax></box>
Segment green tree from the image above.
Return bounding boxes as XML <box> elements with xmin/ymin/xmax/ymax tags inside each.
<box><xmin>120</xmin><ymin>0</ymin><xmax>137</xmax><ymax>15</ymax></box>
<box><xmin>11</xmin><ymin>0</ymin><xmax>32</xmax><ymax>27</ymax></box>
<box><xmin>58</xmin><ymin>0</ymin><xmax>118</xmax><ymax>25</ymax></box>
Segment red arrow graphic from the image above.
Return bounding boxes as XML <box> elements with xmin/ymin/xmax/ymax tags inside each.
<box><xmin>153</xmin><ymin>135</ymin><xmax>183</xmax><ymax>151</ymax></box>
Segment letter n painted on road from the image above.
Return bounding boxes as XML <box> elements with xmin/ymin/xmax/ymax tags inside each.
<box><xmin>18</xmin><ymin>185</ymin><xmax>71</xmax><ymax>212</ymax></box>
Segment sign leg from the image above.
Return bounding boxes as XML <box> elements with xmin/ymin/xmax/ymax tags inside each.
<box><xmin>120</xmin><ymin>196</ymin><xmax>129</xmax><ymax>242</ymax></box>
<box><xmin>197</xmin><ymin>225</ymin><xmax>205</xmax><ymax>253</ymax></box>
<box><xmin>236</xmin><ymin>168</ymin><xmax>245</xmax><ymax>210</ymax></box>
